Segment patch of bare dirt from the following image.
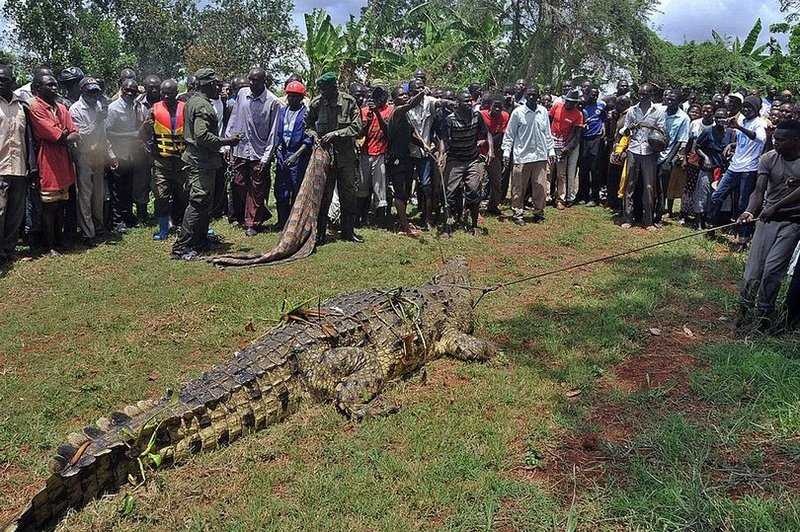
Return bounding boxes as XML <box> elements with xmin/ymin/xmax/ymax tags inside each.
<box><xmin>505</xmin><ymin>296</ymin><xmax>800</xmax><ymax>503</ymax></box>
<box><xmin>0</xmin><ymin>463</ymin><xmax>43</xmax><ymax>525</ymax></box>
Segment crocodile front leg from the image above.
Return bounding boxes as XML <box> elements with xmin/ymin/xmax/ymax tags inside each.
<box><xmin>435</xmin><ymin>328</ymin><xmax>497</xmax><ymax>362</ymax></box>
<box><xmin>305</xmin><ymin>347</ymin><xmax>400</xmax><ymax>421</ymax></box>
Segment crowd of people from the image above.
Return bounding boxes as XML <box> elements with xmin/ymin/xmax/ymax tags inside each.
<box><xmin>0</xmin><ymin>63</ymin><xmax>798</xmax><ymax>332</ymax></box>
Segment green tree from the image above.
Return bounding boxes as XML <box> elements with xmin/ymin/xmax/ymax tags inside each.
<box><xmin>655</xmin><ymin>41</ymin><xmax>776</xmax><ymax>97</ymax></box>
<box><xmin>3</xmin><ymin>0</ymin><xmax>135</xmax><ymax>88</ymax></box>
<box><xmin>184</xmin><ymin>0</ymin><xmax>300</xmax><ymax>80</ymax></box>
<box><xmin>105</xmin><ymin>0</ymin><xmax>200</xmax><ymax>78</ymax></box>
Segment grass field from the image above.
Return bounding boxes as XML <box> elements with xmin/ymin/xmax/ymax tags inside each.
<box><xmin>1</xmin><ymin>206</ymin><xmax>799</xmax><ymax>531</ymax></box>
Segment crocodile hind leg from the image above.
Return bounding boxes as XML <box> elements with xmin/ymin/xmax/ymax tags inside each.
<box><xmin>306</xmin><ymin>347</ymin><xmax>400</xmax><ymax>421</ymax></box>
<box><xmin>435</xmin><ymin>328</ymin><xmax>497</xmax><ymax>362</ymax></box>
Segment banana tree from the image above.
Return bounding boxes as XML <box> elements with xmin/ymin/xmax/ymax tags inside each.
<box><xmin>712</xmin><ymin>18</ymin><xmax>771</xmax><ymax>63</ymax></box>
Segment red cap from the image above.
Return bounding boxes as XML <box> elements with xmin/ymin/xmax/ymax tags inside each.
<box><xmin>285</xmin><ymin>81</ymin><xmax>306</xmax><ymax>95</ymax></box>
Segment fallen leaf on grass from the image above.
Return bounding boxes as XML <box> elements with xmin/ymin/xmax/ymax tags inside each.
<box><xmin>244</xmin><ymin>322</ymin><xmax>255</xmax><ymax>333</ymax></box>
<box><xmin>147</xmin><ymin>371</ymin><xmax>160</xmax><ymax>382</ymax></box>
<box><xmin>649</xmin><ymin>327</ymin><xmax>662</xmax><ymax>336</ymax></box>
<box><xmin>683</xmin><ymin>325</ymin><xmax>695</xmax><ymax>338</ymax></box>
<box><xmin>565</xmin><ymin>389</ymin><xmax>582</xmax><ymax>398</ymax></box>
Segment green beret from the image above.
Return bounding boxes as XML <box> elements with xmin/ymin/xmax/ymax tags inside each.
<box><xmin>194</xmin><ymin>68</ymin><xmax>219</xmax><ymax>85</ymax></box>
<box><xmin>316</xmin><ymin>72</ymin><xmax>338</xmax><ymax>86</ymax></box>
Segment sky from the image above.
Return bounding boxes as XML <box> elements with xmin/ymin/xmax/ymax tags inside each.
<box><xmin>292</xmin><ymin>0</ymin><xmax>789</xmax><ymax>47</ymax></box>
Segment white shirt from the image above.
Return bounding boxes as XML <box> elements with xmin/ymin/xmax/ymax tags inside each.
<box><xmin>0</xmin><ymin>94</ymin><xmax>27</xmax><ymax>177</ymax></box>
<box><xmin>406</xmin><ymin>95</ymin><xmax>437</xmax><ymax>158</ymax></box>
<box><xmin>501</xmin><ymin>104</ymin><xmax>555</xmax><ymax>164</ymax></box>
<box><xmin>622</xmin><ymin>101</ymin><xmax>667</xmax><ymax>156</ymax></box>
<box><xmin>689</xmin><ymin>118</ymin><xmax>712</xmax><ymax>139</ymax></box>
<box><xmin>728</xmin><ymin>115</ymin><xmax>766</xmax><ymax>173</ymax></box>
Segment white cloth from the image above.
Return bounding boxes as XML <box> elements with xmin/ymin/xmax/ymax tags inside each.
<box><xmin>501</xmin><ymin>104</ymin><xmax>555</xmax><ymax>164</ymax></box>
<box><xmin>728</xmin><ymin>116</ymin><xmax>767</xmax><ymax>173</ymax></box>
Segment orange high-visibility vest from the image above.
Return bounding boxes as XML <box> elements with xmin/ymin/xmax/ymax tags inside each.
<box><xmin>153</xmin><ymin>101</ymin><xmax>185</xmax><ymax>158</ymax></box>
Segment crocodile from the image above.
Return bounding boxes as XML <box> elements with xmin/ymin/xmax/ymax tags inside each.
<box><xmin>5</xmin><ymin>257</ymin><xmax>496</xmax><ymax>531</ymax></box>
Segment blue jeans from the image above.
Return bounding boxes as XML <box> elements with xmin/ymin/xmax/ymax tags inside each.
<box><xmin>707</xmin><ymin>169</ymin><xmax>756</xmax><ymax>238</ymax></box>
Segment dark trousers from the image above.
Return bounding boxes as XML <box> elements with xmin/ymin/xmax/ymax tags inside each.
<box><xmin>110</xmin><ymin>158</ymin><xmax>136</xmax><ymax>227</ymax></box>
<box><xmin>624</xmin><ymin>152</ymin><xmax>657</xmax><ymax>226</ymax></box>
<box><xmin>787</xmin><ymin>254</ymin><xmax>800</xmax><ymax>328</ymax></box>
<box><xmin>172</xmin><ymin>165</ymin><xmax>215</xmax><ymax>255</ymax></box>
<box><xmin>578</xmin><ymin>136</ymin><xmax>605</xmax><ymax>202</ymax></box>
<box><xmin>707</xmin><ymin>169</ymin><xmax>757</xmax><ymax>239</ymax></box>
<box><xmin>41</xmin><ymin>200</ymin><xmax>66</xmax><ymax>251</ymax></box>
<box><xmin>318</xmin><ymin>162</ymin><xmax>357</xmax><ymax>239</ymax></box>
<box><xmin>741</xmin><ymin>221</ymin><xmax>800</xmax><ymax>314</ymax></box>
<box><xmin>152</xmin><ymin>158</ymin><xmax>187</xmax><ymax>221</ymax></box>
<box><xmin>231</xmin><ymin>157</ymin><xmax>270</xmax><ymax>229</ymax></box>
<box><xmin>0</xmin><ymin>175</ymin><xmax>28</xmax><ymax>255</ymax></box>
<box><xmin>606</xmin><ymin>163</ymin><xmax>623</xmax><ymax>211</ymax></box>
<box><xmin>64</xmin><ymin>184</ymin><xmax>78</xmax><ymax>239</ymax></box>
<box><xmin>25</xmin><ymin>180</ymin><xmax>42</xmax><ymax>241</ymax></box>
<box><xmin>211</xmin><ymin>164</ymin><xmax>227</xmax><ymax>219</ymax></box>
<box><xmin>655</xmin><ymin>160</ymin><xmax>675</xmax><ymax>221</ymax></box>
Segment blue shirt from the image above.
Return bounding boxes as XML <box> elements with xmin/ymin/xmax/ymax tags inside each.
<box><xmin>659</xmin><ymin>108</ymin><xmax>690</xmax><ymax>163</ymax></box>
<box><xmin>225</xmin><ymin>87</ymin><xmax>281</xmax><ymax>162</ymax></box>
<box><xmin>582</xmin><ymin>100</ymin><xmax>606</xmax><ymax>138</ymax></box>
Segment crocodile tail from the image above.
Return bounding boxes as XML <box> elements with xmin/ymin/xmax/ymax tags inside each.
<box><xmin>6</xmin><ymin>352</ymin><xmax>303</xmax><ymax>531</ymax></box>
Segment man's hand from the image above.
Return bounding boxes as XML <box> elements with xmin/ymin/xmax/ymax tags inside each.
<box><xmin>224</xmin><ymin>134</ymin><xmax>242</xmax><ymax>147</ymax></box>
<box><xmin>66</xmin><ymin>132</ymin><xmax>80</xmax><ymax>144</ymax></box>
<box><xmin>320</xmin><ymin>132</ymin><xmax>337</xmax><ymax>146</ymax></box>
<box><xmin>109</xmin><ymin>157</ymin><xmax>119</xmax><ymax>171</ymax></box>
<box><xmin>503</xmin><ymin>156</ymin><xmax>510</xmax><ymax>168</ymax></box>
<box><xmin>285</xmin><ymin>153</ymin><xmax>299</xmax><ymax>166</ymax></box>
<box><xmin>727</xmin><ymin>117</ymin><xmax>740</xmax><ymax>129</ymax></box>
<box><xmin>737</xmin><ymin>211</ymin><xmax>755</xmax><ymax>225</ymax></box>
<box><xmin>723</xmin><ymin>144</ymin><xmax>735</xmax><ymax>159</ymax></box>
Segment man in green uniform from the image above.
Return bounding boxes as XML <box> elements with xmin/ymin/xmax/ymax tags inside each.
<box><xmin>305</xmin><ymin>72</ymin><xmax>363</xmax><ymax>244</ymax></box>
<box><xmin>172</xmin><ymin>68</ymin><xmax>240</xmax><ymax>260</ymax></box>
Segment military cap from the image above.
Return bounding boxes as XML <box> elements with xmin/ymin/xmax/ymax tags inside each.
<box><xmin>195</xmin><ymin>68</ymin><xmax>220</xmax><ymax>85</ymax></box>
<box><xmin>316</xmin><ymin>72</ymin><xmax>338</xmax><ymax>86</ymax></box>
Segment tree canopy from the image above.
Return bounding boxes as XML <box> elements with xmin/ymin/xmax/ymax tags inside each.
<box><xmin>1</xmin><ymin>0</ymin><xmax>798</xmax><ymax>94</ymax></box>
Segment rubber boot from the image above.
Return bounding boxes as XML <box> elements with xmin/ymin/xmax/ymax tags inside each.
<box><xmin>153</xmin><ymin>216</ymin><xmax>170</xmax><ymax>241</ymax></box>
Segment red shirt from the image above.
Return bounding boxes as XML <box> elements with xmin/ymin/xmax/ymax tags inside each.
<box><xmin>479</xmin><ymin>109</ymin><xmax>509</xmax><ymax>155</ymax></box>
<box><xmin>549</xmin><ymin>101</ymin><xmax>584</xmax><ymax>144</ymax></box>
<box><xmin>360</xmin><ymin>105</ymin><xmax>394</xmax><ymax>156</ymax></box>
<box><xmin>29</xmin><ymin>97</ymin><xmax>77</xmax><ymax>192</ymax></box>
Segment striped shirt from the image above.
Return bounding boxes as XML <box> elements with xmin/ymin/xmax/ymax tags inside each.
<box><xmin>440</xmin><ymin>110</ymin><xmax>488</xmax><ymax>162</ymax></box>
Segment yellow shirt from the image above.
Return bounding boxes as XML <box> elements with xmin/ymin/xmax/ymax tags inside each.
<box><xmin>0</xmin><ymin>94</ymin><xmax>27</xmax><ymax>177</ymax></box>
